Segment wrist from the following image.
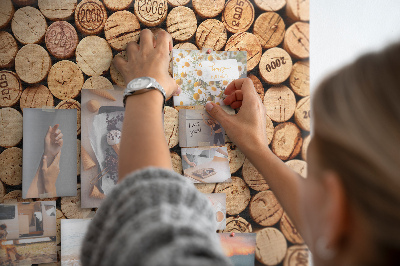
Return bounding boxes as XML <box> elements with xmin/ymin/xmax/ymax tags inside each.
<box><xmin>125</xmin><ymin>89</ymin><xmax>164</xmax><ymax>109</ymax></box>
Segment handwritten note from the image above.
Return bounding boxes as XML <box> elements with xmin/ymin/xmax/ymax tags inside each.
<box><xmin>197</xmin><ymin>59</ymin><xmax>239</xmax><ymax>82</ymax></box>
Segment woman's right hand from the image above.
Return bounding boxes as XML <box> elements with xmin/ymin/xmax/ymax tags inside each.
<box><xmin>205</xmin><ymin>78</ymin><xmax>268</xmax><ymax>155</ymax></box>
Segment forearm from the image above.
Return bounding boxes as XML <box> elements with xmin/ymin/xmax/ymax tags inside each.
<box><xmin>26</xmin><ymin>169</ymin><xmax>40</xmax><ymax>198</ymax></box>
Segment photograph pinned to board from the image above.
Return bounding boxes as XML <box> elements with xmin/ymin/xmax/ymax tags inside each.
<box><xmin>0</xmin><ymin>202</ymin><xmax>57</xmax><ymax>265</ymax></box>
<box><xmin>61</xmin><ymin>219</ymin><xmax>92</xmax><ymax>266</ymax></box>
<box><xmin>182</xmin><ymin>146</ymin><xmax>231</xmax><ymax>183</ymax></box>
<box><xmin>172</xmin><ymin>49</ymin><xmax>247</xmax><ymax>106</ymax></box>
<box><xmin>80</xmin><ymin>88</ymin><xmax>125</xmax><ymax>208</ymax></box>
<box><xmin>22</xmin><ymin>108</ymin><xmax>77</xmax><ymax>199</ymax></box>
<box><xmin>219</xmin><ymin>233</ymin><xmax>256</xmax><ymax>266</ymax></box>
<box><xmin>205</xmin><ymin>193</ymin><xmax>226</xmax><ymax>230</ymax></box>
<box><xmin>179</xmin><ymin>109</ymin><xmax>226</xmax><ymax>148</ymax></box>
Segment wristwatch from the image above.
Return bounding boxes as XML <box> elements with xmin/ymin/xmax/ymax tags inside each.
<box><xmin>123</xmin><ymin>77</ymin><xmax>166</xmax><ymax>108</ymax></box>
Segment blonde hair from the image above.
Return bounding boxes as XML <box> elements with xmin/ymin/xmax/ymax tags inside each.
<box><xmin>312</xmin><ymin>43</ymin><xmax>400</xmax><ymax>263</ymax></box>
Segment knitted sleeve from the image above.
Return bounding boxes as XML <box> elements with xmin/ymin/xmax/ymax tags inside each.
<box><xmin>81</xmin><ymin>167</ymin><xmax>232</xmax><ymax>266</ymax></box>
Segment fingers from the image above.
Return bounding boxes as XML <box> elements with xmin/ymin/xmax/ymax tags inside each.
<box><xmin>55</xmin><ymin>133</ymin><xmax>63</xmax><ymax>141</ymax></box>
<box><xmin>45</xmin><ymin>126</ymin><xmax>52</xmax><ymax>138</ymax></box>
<box><xmin>112</xmin><ymin>54</ymin><xmax>128</xmax><ymax>74</ymax></box>
<box><xmin>155</xmin><ymin>30</ymin><xmax>173</xmax><ymax>54</ymax></box>
<box><xmin>139</xmin><ymin>29</ymin><xmax>154</xmax><ymax>53</ymax></box>
<box><xmin>52</xmin><ymin>124</ymin><xmax>59</xmax><ymax>132</ymax></box>
<box><xmin>56</xmin><ymin>139</ymin><xmax>63</xmax><ymax>147</ymax></box>
<box><xmin>223</xmin><ymin>90</ymin><xmax>243</xmax><ymax>108</ymax></box>
<box><xmin>205</xmin><ymin>102</ymin><xmax>232</xmax><ymax>128</ymax></box>
<box><xmin>172</xmin><ymin>85</ymin><xmax>182</xmax><ymax>96</ymax></box>
<box><xmin>125</xmin><ymin>41</ymin><xmax>139</xmax><ymax>61</ymax></box>
<box><xmin>42</xmin><ymin>156</ymin><xmax>48</xmax><ymax>171</ymax></box>
<box><xmin>224</xmin><ymin>78</ymin><xmax>257</xmax><ymax>98</ymax></box>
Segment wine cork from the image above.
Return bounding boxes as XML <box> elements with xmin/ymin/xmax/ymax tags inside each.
<box><xmin>3</xmin><ymin>190</ymin><xmax>33</xmax><ymax>203</ymax></box>
<box><xmin>222</xmin><ymin>216</ymin><xmax>252</xmax><ymax>233</ymax></box>
<box><xmin>255</xmin><ymin>0</ymin><xmax>286</xmax><ymax>11</ymax></box>
<box><xmin>284</xmin><ymin>245</ymin><xmax>310</xmax><ymax>266</ymax></box>
<box><xmin>75</xmin><ymin>0</ymin><xmax>107</xmax><ymax>35</ymax></box>
<box><xmin>280</xmin><ymin>212</ymin><xmax>304</xmax><ymax>244</ymax></box>
<box><xmin>242</xmin><ymin>158</ymin><xmax>269</xmax><ymax>191</ymax></box>
<box><xmin>250</xmin><ymin>190</ymin><xmax>283</xmax><ymax>226</ymax></box>
<box><xmin>56</xmin><ymin>209</ymin><xmax>65</xmax><ymax>245</ymax></box>
<box><xmin>103</xmin><ymin>0</ymin><xmax>133</xmax><ymax>11</ymax></box>
<box><xmin>134</xmin><ymin>0</ymin><xmax>168</xmax><ymax>27</ymax></box>
<box><xmin>271</xmin><ymin>122</ymin><xmax>303</xmax><ymax>161</ymax></box>
<box><xmin>253</xmin><ymin>12</ymin><xmax>285</xmax><ymax>49</ymax></box>
<box><xmin>11</xmin><ymin>0</ymin><xmax>37</xmax><ymax>6</ymax></box>
<box><xmin>15</xmin><ymin>44</ymin><xmax>51</xmax><ymax>84</ymax></box>
<box><xmin>222</xmin><ymin>0</ymin><xmax>255</xmax><ymax>34</ymax></box>
<box><xmin>20</xmin><ymin>84</ymin><xmax>54</xmax><ymax>110</ymax></box>
<box><xmin>164</xmin><ymin>106</ymin><xmax>179</xmax><ymax>148</ymax></box>
<box><xmin>226</xmin><ymin>143</ymin><xmax>245</xmax><ymax>174</ymax></box>
<box><xmin>225</xmin><ymin>32</ymin><xmax>262</xmax><ymax>71</ymax></box>
<box><xmin>256</xmin><ymin>227</ymin><xmax>287</xmax><ymax>265</ymax></box>
<box><xmin>195</xmin><ymin>19</ymin><xmax>227</xmax><ymax>51</ymax></box>
<box><xmin>264</xmin><ymin>85</ymin><xmax>296</xmax><ymax>122</ymax></box>
<box><xmin>45</xmin><ymin>21</ymin><xmax>79</xmax><ymax>59</ymax></box>
<box><xmin>0</xmin><ymin>181</ymin><xmax>5</xmax><ymax>203</ymax></box>
<box><xmin>0</xmin><ymin>71</ymin><xmax>22</xmax><ymax>107</ymax></box>
<box><xmin>302</xmin><ymin>134</ymin><xmax>310</xmax><ymax>161</ymax></box>
<box><xmin>290</xmin><ymin>60</ymin><xmax>310</xmax><ymax>97</ymax></box>
<box><xmin>104</xmin><ymin>11</ymin><xmax>141</xmax><ymax>51</ymax></box>
<box><xmin>215</xmin><ymin>176</ymin><xmax>251</xmax><ymax>215</ymax></box>
<box><xmin>168</xmin><ymin>0</ymin><xmax>190</xmax><ymax>7</ymax></box>
<box><xmin>83</xmin><ymin>76</ymin><xmax>114</xmax><ymax>90</ymax></box>
<box><xmin>76</xmin><ymin>36</ymin><xmax>113</xmax><ymax>76</ymax></box>
<box><xmin>259</xmin><ymin>47</ymin><xmax>292</xmax><ymax>84</ymax></box>
<box><xmin>283</xmin><ymin>22</ymin><xmax>310</xmax><ymax>59</ymax></box>
<box><xmin>173</xmin><ymin>42</ymin><xmax>198</xmax><ymax>50</ymax></box>
<box><xmin>286</xmin><ymin>0</ymin><xmax>309</xmax><ymax>22</ymax></box>
<box><xmin>0</xmin><ymin>147</ymin><xmax>22</xmax><ymax>186</ymax></box>
<box><xmin>0</xmin><ymin>108</ymin><xmax>22</xmax><ymax>148</ymax></box>
<box><xmin>61</xmin><ymin>188</ymin><xmax>92</xmax><ymax>219</ymax></box>
<box><xmin>38</xmin><ymin>0</ymin><xmax>77</xmax><ymax>21</ymax></box>
<box><xmin>170</xmin><ymin>151</ymin><xmax>182</xmax><ymax>175</ymax></box>
<box><xmin>285</xmin><ymin>159</ymin><xmax>307</xmax><ymax>178</ymax></box>
<box><xmin>192</xmin><ymin>0</ymin><xmax>225</xmax><ymax>18</ymax></box>
<box><xmin>294</xmin><ymin>96</ymin><xmax>310</xmax><ymax>131</ymax></box>
<box><xmin>194</xmin><ymin>183</ymin><xmax>216</xmax><ymax>194</ymax></box>
<box><xmin>11</xmin><ymin>6</ymin><xmax>47</xmax><ymax>44</ymax></box>
<box><xmin>48</xmin><ymin>60</ymin><xmax>84</xmax><ymax>100</ymax></box>
<box><xmin>55</xmin><ymin>99</ymin><xmax>81</xmax><ymax>135</ymax></box>
<box><xmin>0</xmin><ymin>31</ymin><xmax>18</xmax><ymax>68</ymax></box>
<box><xmin>0</xmin><ymin>0</ymin><xmax>14</xmax><ymax>29</ymax></box>
<box><xmin>166</xmin><ymin>7</ymin><xmax>197</xmax><ymax>42</ymax></box>
<box><xmin>77</xmin><ymin>139</ymin><xmax>81</xmax><ymax>176</ymax></box>
<box><xmin>248</xmin><ymin>74</ymin><xmax>265</xmax><ymax>100</ymax></box>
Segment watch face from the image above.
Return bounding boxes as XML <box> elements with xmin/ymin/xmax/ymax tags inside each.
<box><xmin>132</xmin><ymin>77</ymin><xmax>151</xmax><ymax>89</ymax></box>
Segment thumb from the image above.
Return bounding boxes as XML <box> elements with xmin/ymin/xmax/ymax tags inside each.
<box><xmin>205</xmin><ymin>102</ymin><xmax>231</xmax><ymax>127</ymax></box>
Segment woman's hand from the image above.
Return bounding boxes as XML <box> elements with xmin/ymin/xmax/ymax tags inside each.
<box><xmin>113</xmin><ymin>29</ymin><xmax>179</xmax><ymax>98</ymax></box>
<box><xmin>43</xmin><ymin>124</ymin><xmax>63</xmax><ymax>165</ymax></box>
<box><xmin>41</xmin><ymin>152</ymin><xmax>61</xmax><ymax>197</ymax></box>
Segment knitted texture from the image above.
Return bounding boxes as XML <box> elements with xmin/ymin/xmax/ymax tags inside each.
<box><xmin>81</xmin><ymin>167</ymin><xmax>232</xmax><ymax>266</ymax></box>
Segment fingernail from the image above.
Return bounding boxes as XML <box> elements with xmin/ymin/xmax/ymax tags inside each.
<box><xmin>177</xmin><ymin>86</ymin><xmax>182</xmax><ymax>94</ymax></box>
<box><xmin>205</xmin><ymin>102</ymin><xmax>214</xmax><ymax>111</ymax></box>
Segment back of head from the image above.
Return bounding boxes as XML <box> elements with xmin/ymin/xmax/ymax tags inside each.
<box><xmin>312</xmin><ymin>43</ymin><xmax>400</xmax><ymax>264</ymax></box>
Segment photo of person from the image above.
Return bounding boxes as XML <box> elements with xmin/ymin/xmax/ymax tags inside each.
<box><xmin>0</xmin><ymin>223</ymin><xmax>23</xmax><ymax>263</ymax></box>
<box><xmin>201</xmin><ymin>113</ymin><xmax>225</xmax><ymax>146</ymax></box>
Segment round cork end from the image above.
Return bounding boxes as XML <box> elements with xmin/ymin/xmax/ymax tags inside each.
<box><xmin>250</xmin><ymin>190</ymin><xmax>283</xmax><ymax>226</ymax></box>
<box><xmin>11</xmin><ymin>6</ymin><xmax>47</xmax><ymax>44</ymax></box>
<box><xmin>226</xmin><ymin>143</ymin><xmax>245</xmax><ymax>174</ymax></box>
<box><xmin>283</xmin><ymin>245</ymin><xmax>310</xmax><ymax>266</ymax></box>
<box><xmin>75</xmin><ymin>0</ymin><xmax>107</xmax><ymax>35</ymax></box>
<box><xmin>0</xmin><ymin>31</ymin><xmax>18</xmax><ymax>68</ymax></box>
<box><xmin>20</xmin><ymin>84</ymin><xmax>54</xmax><ymax>111</ymax></box>
<box><xmin>194</xmin><ymin>183</ymin><xmax>216</xmax><ymax>194</ymax></box>
<box><xmin>55</xmin><ymin>99</ymin><xmax>81</xmax><ymax>135</ymax></box>
<box><xmin>280</xmin><ymin>212</ymin><xmax>304</xmax><ymax>244</ymax></box>
<box><xmin>255</xmin><ymin>0</ymin><xmax>286</xmax><ymax>11</ymax></box>
<box><xmin>0</xmin><ymin>71</ymin><xmax>22</xmax><ymax>107</ymax></box>
<box><xmin>192</xmin><ymin>0</ymin><xmax>225</xmax><ymax>18</ymax></box>
<box><xmin>173</xmin><ymin>42</ymin><xmax>198</xmax><ymax>50</ymax></box>
<box><xmin>242</xmin><ymin>158</ymin><xmax>269</xmax><ymax>191</ymax></box>
<box><xmin>222</xmin><ymin>216</ymin><xmax>252</xmax><ymax>233</ymax></box>
<box><xmin>168</xmin><ymin>0</ymin><xmax>190</xmax><ymax>7</ymax></box>
<box><xmin>170</xmin><ymin>151</ymin><xmax>182</xmax><ymax>175</ymax></box>
<box><xmin>271</xmin><ymin>122</ymin><xmax>303</xmax><ymax>161</ymax></box>
<box><xmin>0</xmin><ymin>181</ymin><xmax>5</xmax><ymax>203</ymax></box>
<box><xmin>3</xmin><ymin>190</ymin><xmax>33</xmax><ymax>203</ymax></box>
<box><xmin>15</xmin><ymin>44</ymin><xmax>51</xmax><ymax>84</ymax></box>
<box><xmin>110</xmin><ymin>51</ymin><xmax>127</xmax><ymax>88</ymax></box>
<box><xmin>283</xmin><ymin>22</ymin><xmax>310</xmax><ymax>59</ymax></box>
<box><xmin>259</xmin><ymin>47</ymin><xmax>292</xmax><ymax>84</ymax></box>
<box><xmin>0</xmin><ymin>108</ymin><xmax>22</xmax><ymax>148</ymax></box>
<box><xmin>83</xmin><ymin>76</ymin><xmax>114</xmax><ymax>90</ymax></box>
<box><xmin>45</xmin><ymin>21</ymin><xmax>78</xmax><ymax>59</ymax></box>
<box><xmin>290</xmin><ymin>60</ymin><xmax>309</xmax><ymax>97</ymax></box>
<box><xmin>256</xmin><ymin>227</ymin><xmax>287</xmax><ymax>265</ymax></box>
<box><xmin>301</xmin><ymin>134</ymin><xmax>310</xmax><ymax>161</ymax></box>
<box><xmin>248</xmin><ymin>74</ymin><xmax>265</xmax><ymax>100</ymax></box>
<box><xmin>285</xmin><ymin>159</ymin><xmax>307</xmax><ymax>178</ymax></box>
<box><xmin>0</xmin><ymin>147</ymin><xmax>22</xmax><ymax>186</ymax></box>
<box><xmin>38</xmin><ymin>0</ymin><xmax>77</xmax><ymax>21</ymax></box>
<box><xmin>104</xmin><ymin>11</ymin><xmax>141</xmax><ymax>51</ymax></box>
<box><xmin>76</xmin><ymin>36</ymin><xmax>113</xmax><ymax>76</ymax></box>
<box><xmin>167</xmin><ymin>6</ymin><xmax>197</xmax><ymax>42</ymax></box>
<box><xmin>225</xmin><ymin>32</ymin><xmax>262</xmax><ymax>71</ymax></box>
<box><xmin>215</xmin><ymin>176</ymin><xmax>251</xmax><ymax>215</ymax></box>
<box><xmin>294</xmin><ymin>96</ymin><xmax>310</xmax><ymax>131</ymax></box>
<box><xmin>222</xmin><ymin>0</ymin><xmax>255</xmax><ymax>34</ymax></box>
<box><xmin>48</xmin><ymin>60</ymin><xmax>84</xmax><ymax>100</ymax></box>
<box><xmin>264</xmin><ymin>85</ymin><xmax>296</xmax><ymax>123</ymax></box>
<box><xmin>196</xmin><ymin>19</ymin><xmax>227</xmax><ymax>51</ymax></box>
<box><xmin>103</xmin><ymin>0</ymin><xmax>133</xmax><ymax>11</ymax></box>
<box><xmin>0</xmin><ymin>0</ymin><xmax>14</xmax><ymax>29</ymax></box>
<box><xmin>11</xmin><ymin>0</ymin><xmax>37</xmax><ymax>6</ymax></box>
<box><xmin>134</xmin><ymin>0</ymin><xmax>168</xmax><ymax>27</ymax></box>
<box><xmin>61</xmin><ymin>188</ymin><xmax>92</xmax><ymax>219</ymax></box>
<box><xmin>286</xmin><ymin>0</ymin><xmax>309</xmax><ymax>22</ymax></box>
<box><xmin>253</xmin><ymin>12</ymin><xmax>285</xmax><ymax>49</ymax></box>
<box><xmin>56</xmin><ymin>209</ymin><xmax>65</xmax><ymax>245</ymax></box>
<box><xmin>164</xmin><ymin>106</ymin><xmax>179</xmax><ymax>148</ymax></box>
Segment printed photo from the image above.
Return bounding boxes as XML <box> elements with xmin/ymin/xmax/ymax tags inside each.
<box><xmin>205</xmin><ymin>193</ymin><xmax>226</xmax><ymax>230</ymax></box>
<box><xmin>179</xmin><ymin>109</ymin><xmax>226</xmax><ymax>148</ymax></box>
<box><xmin>172</xmin><ymin>49</ymin><xmax>247</xmax><ymax>106</ymax></box>
<box><xmin>0</xmin><ymin>202</ymin><xmax>57</xmax><ymax>265</ymax></box>
<box><xmin>219</xmin><ymin>233</ymin><xmax>256</xmax><ymax>266</ymax></box>
<box><xmin>81</xmin><ymin>88</ymin><xmax>125</xmax><ymax>208</ymax></box>
<box><xmin>181</xmin><ymin>147</ymin><xmax>231</xmax><ymax>183</ymax></box>
<box><xmin>61</xmin><ymin>219</ymin><xmax>92</xmax><ymax>266</ymax></box>
<box><xmin>22</xmin><ymin>109</ymin><xmax>77</xmax><ymax>198</ymax></box>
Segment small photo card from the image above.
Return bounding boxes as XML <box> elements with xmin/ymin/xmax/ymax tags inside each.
<box><xmin>22</xmin><ymin>108</ymin><xmax>77</xmax><ymax>199</ymax></box>
<box><xmin>205</xmin><ymin>193</ymin><xmax>226</xmax><ymax>230</ymax></box>
<box><xmin>61</xmin><ymin>219</ymin><xmax>92</xmax><ymax>265</ymax></box>
<box><xmin>219</xmin><ymin>233</ymin><xmax>256</xmax><ymax>266</ymax></box>
<box><xmin>182</xmin><ymin>146</ymin><xmax>231</xmax><ymax>183</ymax></box>
<box><xmin>179</xmin><ymin>109</ymin><xmax>226</xmax><ymax>148</ymax></box>
<box><xmin>172</xmin><ymin>49</ymin><xmax>247</xmax><ymax>106</ymax></box>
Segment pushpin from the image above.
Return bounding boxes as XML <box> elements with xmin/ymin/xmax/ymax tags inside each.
<box><xmin>206</xmin><ymin>49</ymin><xmax>212</xmax><ymax>54</ymax></box>
<box><xmin>230</xmin><ymin>232</ymin><xmax>235</xmax><ymax>237</ymax></box>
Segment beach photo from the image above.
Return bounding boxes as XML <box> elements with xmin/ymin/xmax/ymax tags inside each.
<box><xmin>205</xmin><ymin>193</ymin><xmax>226</xmax><ymax>230</ymax></box>
<box><xmin>61</xmin><ymin>219</ymin><xmax>92</xmax><ymax>266</ymax></box>
<box><xmin>219</xmin><ymin>233</ymin><xmax>256</xmax><ymax>266</ymax></box>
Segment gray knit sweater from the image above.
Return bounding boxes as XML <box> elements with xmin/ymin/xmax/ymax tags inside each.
<box><xmin>81</xmin><ymin>167</ymin><xmax>233</xmax><ymax>266</ymax></box>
